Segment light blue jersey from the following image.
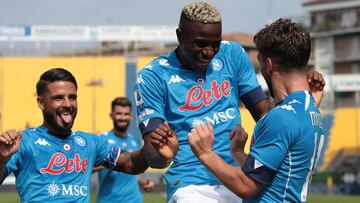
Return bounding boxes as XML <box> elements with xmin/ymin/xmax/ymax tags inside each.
<box><xmin>135</xmin><ymin>41</ymin><xmax>266</xmax><ymax>199</ymax></box>
<box><xmin>3</xmin><ymin>126</ymin><xmax>113</xmax><ymax>203</ymax></box>
<box><xmin>97</xmin><ymin>131</ymin><xmax>142</xmax><ymax>203</ymax></box>
<box><xmin>244</xmin><ymin>91</ymin><xmax>324</xmax><ymax>203</ymax></box>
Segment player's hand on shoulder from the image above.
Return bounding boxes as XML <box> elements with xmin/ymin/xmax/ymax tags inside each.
<box><xmin>188</xmin><ymin>123</ymin><xmax>215</xmax><ymax>159</ymax></box>
<box><xmin>307</xmin><ymin>69</ymin><xmax>325</xmax><ymax>107</ymax></box>
<box><xmin>0</xmin><ymin>129</ymin><xmax>22</xmax><ymax>162</ymax></box>
<box><xmin>229</xmin><ymin>124</ymin><xmax>248</xmax><ymax>154</ymax></box>
<box><xmin>150</xmin><ymin>122</ymin><xmax>178</xmax><ymax>161</ymax></box>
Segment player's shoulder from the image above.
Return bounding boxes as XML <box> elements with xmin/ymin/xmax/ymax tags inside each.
<box><xmin>265</xmin><ymin>104</ymin><xmax>298</xmax><ymax>128</ymax></box>
<box><xmin>73</xmin><ymin>130</ymin><xmax>98</xmax><ymax>141</ymax></box>
<box><xmin>137</xmin><ymin>52</ymin><xmax>176</xmax><ymax>76</ymax></box>
<box><xmin>219</xmin><ymin>40</ymin><xmax>247</xmax><ymax>55</ymax></box>
<box><xmin>21</xmin><ymin>127</ymin><xmax>44</xmax><ymax>142</ymax></box>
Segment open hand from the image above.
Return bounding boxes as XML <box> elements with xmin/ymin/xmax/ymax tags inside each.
<box><xmin>150</xmin><ymin>122</ymin><xmax>178</xmax><ymax>161</ymax></box>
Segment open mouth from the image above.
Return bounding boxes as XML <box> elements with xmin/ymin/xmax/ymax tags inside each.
<box><xmin>59</xmin><ymin>111</ymin><xmax>72</xmax><ymax>125</ymax></box>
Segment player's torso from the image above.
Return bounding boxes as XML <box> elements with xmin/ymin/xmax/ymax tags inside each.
<box><xmin>17</xmin><ymin>126</ymin><xmax>95</xmax><ymax>202</ymax></box>
<box><xmin>97</xmin><ymin>132</ymin><xmax>141</xmax><ymax>203</ymax></box>
<box><xmin>140</xmin><ymin>44</ymin><xmax>245</xmax><ymax>196</ymax></box>
<box><xmin>253</xmin><ymin>91</ymin><xmax>324</xmax><ymax>203</ymax></box>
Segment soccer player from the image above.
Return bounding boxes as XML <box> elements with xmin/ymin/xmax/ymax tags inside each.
<box><xmin>0</xmin><ymin>68</ymin><xmax>177</xmax><ymax>202</ymax></box>
<box><xmin>95</xmin><ymin>97</ymin><xmax>154</xmax><ymax>203</ymax></box>
<box><xmin>188</xmin><ymin>18</ymin><xmax>325</xmax><ymax>203</ymax></box>
<box><xmin>135</xmin><ymin>2</ymin><xmax>324</xmax><ymax>203</ymax></box>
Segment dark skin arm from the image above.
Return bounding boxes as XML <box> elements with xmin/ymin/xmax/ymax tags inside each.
<box><xmin>111</xmin><ymin>148</ymin><xmax>148</xmax><ymax>174</ymax></box>
<box><xmin>144</xmin><ymin>122</ymin><xmax>178</xmax><ymax>168</ymax></box>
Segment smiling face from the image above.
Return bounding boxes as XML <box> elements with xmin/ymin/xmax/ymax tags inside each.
<box><xmin>37</xmin><ymin>81</ymin><xmax>77</xmax><ymax>137</ymax></box>
<box><xmin>176</xmin><ymin>19</ymin><xmax>222</xmax><ymax>73</ymax></box>
<box><xmin>110</xmin><ymin>105</ymin><xmax>132</xmax><ymax>134</ymax></box>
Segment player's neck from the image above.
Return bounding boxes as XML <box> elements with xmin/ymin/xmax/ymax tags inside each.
<box><xmin>271</xmin><ymin>71</ymin><xmax>309</xmax><ymax>104</ymax></box>
<box><xmin>113</xmin><ymin>128</ymin><xmax>127</xmax><ymax>138</ymax></box>
<box><xmin>42</xmin><ymin>123</ymin><xmax>71</xmax><ymax>139</ymax></box>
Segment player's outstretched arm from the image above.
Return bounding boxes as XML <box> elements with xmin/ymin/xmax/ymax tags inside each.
<box><xmin>188</xmin><ymin>123</ymin><xmax>263</xmax><ymax>199</ymax></box>
<box><xmin>0</xmin><ymin>129</ymin><xmax>22</xmax><ymax>184</ymax></box>
<box><xmin>143</xmin><ymin>122</ymin><xmax>178</xmax><ymax>168</ymax></box>
<box><xmin>111</xmin><ymin>148</ymin><xmax>148</xmax><ymax>175</ymax></box>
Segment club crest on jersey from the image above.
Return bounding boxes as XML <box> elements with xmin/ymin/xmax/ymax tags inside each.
<box><xmin>74</xmin><ymin>136</ymin><xmax>86</xmax><ymax>147</ymax></box>
<box><xmin>211</xmin><ymin>58</ymin><xmax>223</xmax><ymax>72</ymax></box>
<box><xmin>40</xmin><ymin>152</ymin><xmax>89</xmax><ymax>175</ymax></box>
<box><xmin>179</xmin><ymin>80</ymin><xmax>231</xmax><ymax>111</ymax></box>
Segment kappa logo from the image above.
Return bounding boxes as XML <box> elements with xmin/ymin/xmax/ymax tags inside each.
<box><xmin>281</xmin><ymin>104</ymin><xmax>297</xmax><ymax>113</ymax></box>
<box><xmin>159</xmin><ymin>59</ymin><xmax>169</xmax><ymax>66</ymax></box>
<box><xmin>143</xmin><ymin>64</ymin><xmax>153</xmax><ymax>70</ymax></box>
<box><xmin>136</xmin><ymin>74</ymin><xmax>145</xmax><ymax>85</ymax></box>
<box><xmin>35</xmin><ymin>138</ymin><xmax>51</xmax><ymax>146</ymax></box>
<box><xmin>168</xmin><ymin>75</ymin><xmax>185</xmax><ymax>84</ymax></box>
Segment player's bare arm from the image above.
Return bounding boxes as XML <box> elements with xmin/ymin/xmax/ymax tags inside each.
<box><xmin>110</xmin><ymin>148</ymin><xmax>148</xmax><ymax>174</ymax></box>
<box><xmin>92</xmin><ymin>165</ymin><xmax>105</xmax><ymax>173</ymax></box>
<box><xmin>143</xmin><ymin>122</ymin><xmax>178</xmax><ymax>168</ymax></box>
<box><xmin>230</xmin><ymin>124</ymin><xmax>249</xmax><ymax>165</ymax></box>
<box><xmin>0</xmin><ymin>129</ymin><xmax>22</xmax><ymax>184</ymax></box>
<box><xmin>188</xmin><ymin>123</ymin><xmax>263</xmax><ymax>199</ymax></box>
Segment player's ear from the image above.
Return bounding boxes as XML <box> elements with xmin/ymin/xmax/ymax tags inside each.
<box><xmin>37</xmin><ymin>96</ymin><xmax>45</xmax><ymax>110</ymax></box>
<box><xmin>176</xmin><ymin>28</ymin><xmax>183</xmax><ymax>44</ymax></box>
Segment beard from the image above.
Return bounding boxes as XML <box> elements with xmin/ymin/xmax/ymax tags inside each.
<box><xmin>113</xmin><ymin>120</ymin><xmax>130</xmax><ymax>132</ymax></box>
<box><xmin>43</xmin><ymin>108</ymin><xmax>77</xmax><ymax>137</ymax></box>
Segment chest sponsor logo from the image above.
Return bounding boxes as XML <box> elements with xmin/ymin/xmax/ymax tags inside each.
<box><xmin>191</xmin><ymin>108</ymin><xmax>236</xmax><ymax>127</ymax></box>
<box><xmin>179</xmin><ymin>80</ymin><xmax>231</xmax><ymax>111</ymax></box>
<box><xmin>40</xmin><ymin>152</ymin><xmax>89</xmax><ymax>175</ymax></box>
<box><xmin>35</xmin><ymin>138</ymin><xmax>51</xmax><ymax>146</ymax></box>
<box><xmin>47</xmin><ymin>182</ymin><xmax>87</xmax><ymax>197</ymax></box>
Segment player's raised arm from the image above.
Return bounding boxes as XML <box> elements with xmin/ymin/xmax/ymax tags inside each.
<box><xmin>0</xmin><ymin>129</ymin><xmax>22</xmax><ymax>184</ymax></box>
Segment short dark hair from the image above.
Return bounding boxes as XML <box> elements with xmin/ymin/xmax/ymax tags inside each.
<box><xmin>254</xmin><ymin>18</ymin><xmax>311</xmax><ymax>72</ymax></box>
<box><xmin>111</xmin><ymin>97</ymin><xmax>132</xmax><ymax>111</ymax></box>
<box><xmin>36</xmin><ymin>68</ymin><xmax>78</xmax><ymax>96</ymax></box>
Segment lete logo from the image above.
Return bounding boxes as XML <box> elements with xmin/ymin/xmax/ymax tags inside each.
<box><xmin>179</xmin><ymin>80</ymin><xmax>231</xmax><ymax>111</ymax></box>
<box><xmin>40</xmin><ymin>152</ymin><xmax>89</xmax><ymax>175</ymax></box>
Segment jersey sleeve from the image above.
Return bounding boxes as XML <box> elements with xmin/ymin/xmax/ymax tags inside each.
<box><xmin>249</xmin><ymin>111</ymin><xmax>295</xmax><ymax>171</ymax></box>
<box><xmin>134</xmin><ymin>68</ymin><xmax>166</xmax><ymax>135</ymax></box>
<box><xmin>229</xmin><ymin>42</ymin><xmax>267</xmax><ymax>105</ymax></box>
<box><xmin>94</xmin><ymin>134</ymin><xmax>113</xmax><ymax>167</ymax></box>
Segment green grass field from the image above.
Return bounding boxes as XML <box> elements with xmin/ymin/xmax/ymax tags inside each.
<box><xmin>1</xmin><ymin>192</ymin><xmax>359</xmax><ymax>203</ymax></box>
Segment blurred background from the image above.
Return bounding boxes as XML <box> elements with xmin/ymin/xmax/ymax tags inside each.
<box><xmin>0</xmin><ymin>0</ymin><xmax>360</xmax><ymax>202</ymax></box>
